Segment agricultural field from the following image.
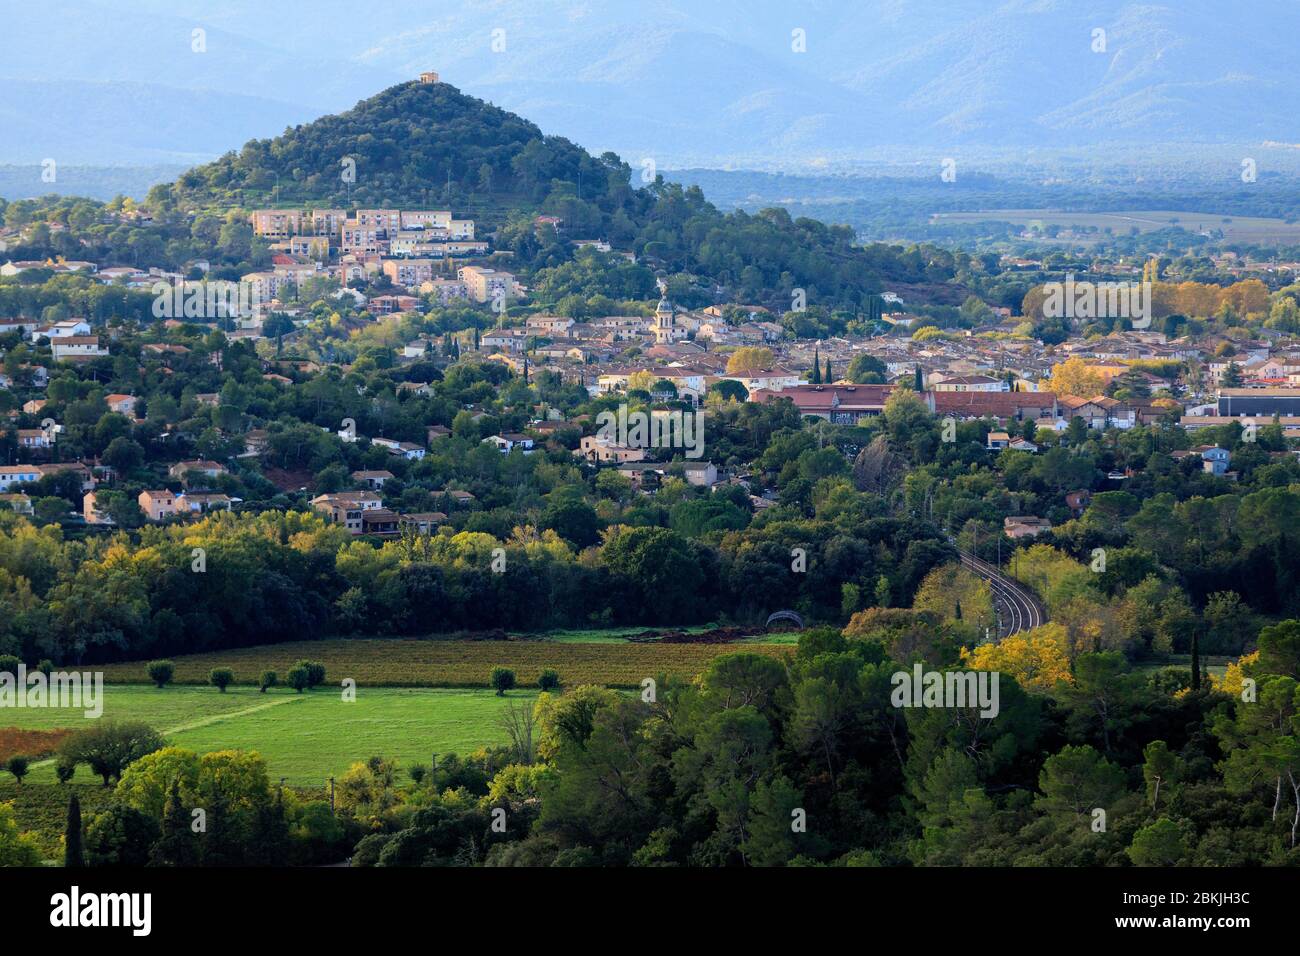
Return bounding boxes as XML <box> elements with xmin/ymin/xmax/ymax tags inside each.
<box><xmin>2</xmin><ymin>685</ymin><xmax>542</xmax><ymax>785</ymax></box>
<box><xmin>929</xmin><ymin>208</ymin><xmax>1300</xmax><ymax>243</ymax></box>
<box><xmin>1</xmin><ymin>634</ymin><xmax>796</xmax><ymax>859</ymax></box>
<box><xmin>96</xmin><ymin>636</ymin><xmax>795</xmax><ymax>688</ymax></box>
<box><xmin>0</xmin><ymin>780</ymin><xmax>116</xmax><ymax>860</ymax></box>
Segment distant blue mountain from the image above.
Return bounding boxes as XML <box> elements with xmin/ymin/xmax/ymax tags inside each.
<box><xmin>6</xmin><ymin>0</ymin><xmax>1297</xmax><ymax>169</ymax></box>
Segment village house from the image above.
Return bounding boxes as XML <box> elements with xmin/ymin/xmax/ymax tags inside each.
<box><xmin>718</xmin><ymin>367</ymin><xmax>803</xmax><ymax>393</ymax></box>
<box><xmin>615</xmin><ymin>461</ymin><xmax>719</xmax><ymax>490</ymax></box>
<box><xmin>168</xmin><ymin>460</ymin><xmax>228</xmax><ymax>482</ymax></box>
<box><xmin>352</xmin><ymin>470</ymin><xmax>395</xmax><ymax>490</ymax></box>
<box><xmin>1004</xmin><ymin>515</ymin><xmax>1053</xmax><ymax>539</ymax></box>
<box><xmin>928</xmin><ymin>390</ymin><xmax>1058</xmax><ymax>423</ymax></box>
<box><xmin>750</xmin><ymin>384</ymin><xmax>894</xmax><ymax>424</ymax></box>
<box><xmin>399</xmin><ymin>512</ymin><xmax>447</xmax><ymax>534</ymax></box>
<box><xmin>104</xmin><ymin>394</ymin><xmax>139</xmax><ymax>416</ymax></box>
<box><xmin>138</xmin><ymin>489</ymin><xmax>180</xmax><ymax>522</ymax></box>
<box><xmin>525</xmin><ymin>315</ymin><xmax>576</xmax><ymax>338</ymax></box>
<box><xmin>311</xmin><ymin>491</ymin><xmax>384</xmax><ymax>533</ymax></box>
<box><xmin>41</xmin><ymin>319</ymin><xmax>93</xmax><ymax>340</ymax></box>
<box><xmin>176</xmin><ymin>492</ymin><xmax>237</xmax><ymax>514</ymax></box>
<box><xmin>0</xmin><ymin>493</ymin><xmax>33</xmax><ymax>515</ymax></box>
<box><xmin>403</xmin><ymin>338</ymin><xmax>439</xmax><ymax>359</ymax></box>
<box><xmin>933</xmin><ymin>374</ymin><xmax>1009</xmax><ymax>392</ymax></box>
<box><xmin>39</xmin><ymin>461</ymin><xmax>94</xmax><ymax>491</ymax></box>
<box><xmin>367</xmin><ymin>294</ymin><xmax>420</xmax><ymax>315</ymax></box>
<box><xmin>371</xmin><ymin>437</ymin><xmax>426</xmax><ymax>460</ymax></box>
<box><xmin>242</xmin><ymin>429</ymin><xmax>270</xmax><ymax>457</ymax></box>
<box><xmin>0</xmin><ymin>465</ymin><xmax>41</xmax><ymax>492</ymax></box>
<box><xmin>481</xmin><ymin>328</ymin><xmax>531</xmax><ymax>353</ymax></box>
<box><xmin>678</xmin><ymin>461</ymin><xmax>720</xmax><ymax>487</ymax></box>
<box><xmin>83</xmin><ymin>491</ymin><xmax>111</xmax><ymax>524</ymax></box>
<box><xmin>51</xmin><ymin>336</ymin><xmax>109</xmax><ymax>361</ymax></box>
<box><xmin>1065</xmin><ymin>490</ymin><xmax>1092</xmax><ymax>516</ymax></box>
<box><xmin>578</xmin><ymin>435</ymin><xmax>647</xmax><ymax>464</ymax></box>
<box><xmin>360</xmin><ymin>509</ymin><xmax>402</xmax><ymax>536</ymax></box>
<box><xmin>1172</xmin><ymin>445</ymin><xmax>1232</xmax><ymax>476</ymax></box>
<box><xmin>483</xmin><ymin>434</ymin><xmax>536</xmax><ymax>453</ymax></box>
<box><xmin>17</xmin><ymin>428</ymin><xmax>53</xmax><ymax>450</ymax></box>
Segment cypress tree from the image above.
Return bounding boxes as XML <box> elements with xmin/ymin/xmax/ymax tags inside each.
<box><xmin>247</xmin><ymin>791</ymin><xmax>291</xmax><ymax>867</ymax></box>
<box><xmin>810</xmin><ymin>348</ymin><xmax>821</xmax><ymax>384</ymax></box>
<box><xmin>201</xmin><ymin>789</ymin><xmax>241</xmax><ymax>867</ymax></box>
<box><xmin>65</xmin><ymin>793</ymin><xmax>84</xmax><ymax>868</ymax></box>
<box><xmin>151</xmin><ymin>779</ymin><xmax>199</xmax><ymax>867</ymax></box>
<box><xmin>1191</xmin><ymin>630</ymin><xmax>1201</xmax><ymax>691</ymax></box>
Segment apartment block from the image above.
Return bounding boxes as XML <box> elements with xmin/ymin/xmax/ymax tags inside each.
<box><xmin>458</xmin><ymin>266</ymin><xmax>516</xmax><ymax>303</ymax></box>
<box><xmin>249</xmin><ymin>210</ymin><xmax>304</xmax><ymax>239</ymax></box>
<box><xmin>382</xmin><ymin>259</ymin><xmax>438</xmax><ymax>288</ymax></box>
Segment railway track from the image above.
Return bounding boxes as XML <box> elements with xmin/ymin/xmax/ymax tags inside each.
<box><xmin>958</xmin><ymin>549</ymin><xmax>1047</xmax><ymax>639</ymax></box>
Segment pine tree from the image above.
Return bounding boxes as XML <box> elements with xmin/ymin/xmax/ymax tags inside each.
<box><xmin>65</xmin><ymin>793</ymin><xmax>84</xmax><ymax>868</ymax></box>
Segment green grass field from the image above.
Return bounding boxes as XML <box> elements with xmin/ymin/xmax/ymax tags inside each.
<box><xmin>4</xmin><ymin>685</ymin><xmax>538</xmax><ymax>785</ymax></box>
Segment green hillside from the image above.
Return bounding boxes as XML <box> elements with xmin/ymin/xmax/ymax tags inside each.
<box><xmin>146</xmin><ymin>79</ymin><xmax>964</xmax><ymax>310</ymax></box>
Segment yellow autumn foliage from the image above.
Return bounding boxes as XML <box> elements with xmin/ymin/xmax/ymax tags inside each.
<box><xmin>961</xmin><ymin>622</ymin><xmax>1073</xmax><ymax>693</ymax></box>
<box><xmin>912</xmin><ymin>562</ymin><xmax>995</xmax><ymax>633</ymax></box>
<box><xmin>1209</xmin><ymin>650</ymin><xmax>1260</xmax><ymax>698</ymax></box>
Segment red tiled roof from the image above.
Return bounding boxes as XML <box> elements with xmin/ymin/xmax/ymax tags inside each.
<box><xmin>929</xmin><ymin>390</ymin><xmax>1058</xmax><ymax>417</ymax></box>
<box><xmin>751</xmin><ymin>383</ymin><xmax>895</xmax><ymax>410</ymax></box>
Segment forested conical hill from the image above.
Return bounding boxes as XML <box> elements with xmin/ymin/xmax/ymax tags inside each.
<box><xmin>154</xmin><ymin>79</ymin><xmax>964</xmax><ymax>310</ymax></box>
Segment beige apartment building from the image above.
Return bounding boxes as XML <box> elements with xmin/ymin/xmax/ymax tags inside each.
<box><xmin>458</xmin><ymin>265</ymin><xmax>516</xmax><ymax>303</ymax></box>
<box><xmin>249</xmin><ymin>210</ymin><xmax>303</xmax><ymax>239</ymax></box>
<box><xmin>382</xmin><ymin>259</ymin><xmax>438</xmax><ymax>287</ymax></box>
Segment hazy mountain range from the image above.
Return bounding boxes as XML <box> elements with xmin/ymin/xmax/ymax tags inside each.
<box><xmin>5</xmin><ymin>0</ymin><xmax>1298</xmax><ymax>173</ymax></box>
